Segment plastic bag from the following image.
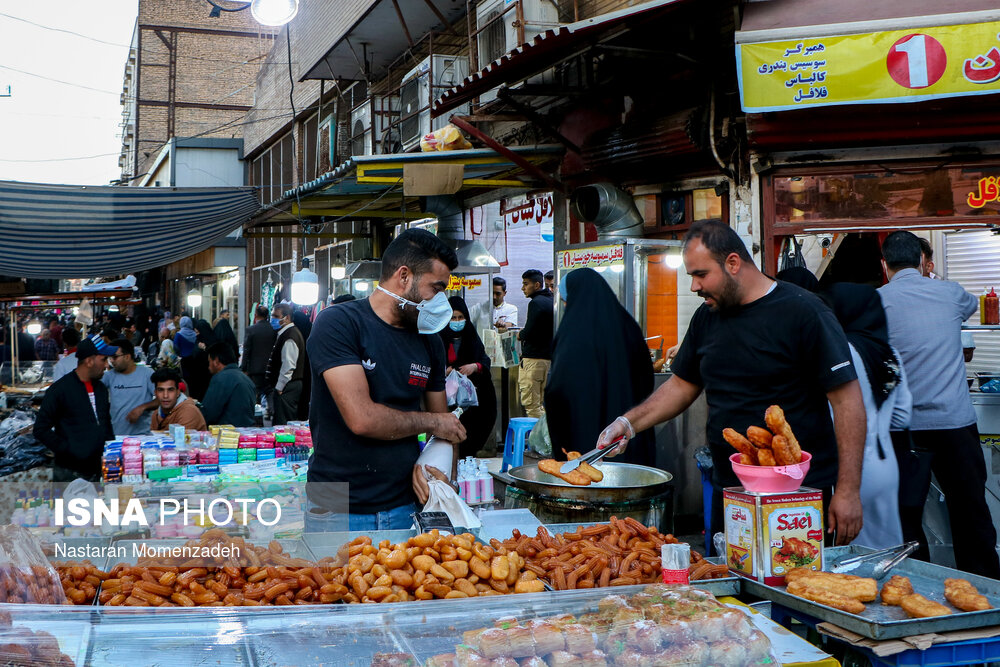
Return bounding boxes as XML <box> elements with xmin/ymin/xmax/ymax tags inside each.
<box><xmin>445</xmin><ymin>370</ymin><xmax>478</xmax><ymax>408</ymax></box>
<box><xmin>0</xmin><ymin>525</ymin><xmax>67</xmax><ymax>604</ymax></box>
<box><xmin>527</xmin><ymin>413</ymin><xmax>551</xmax><ymax>457</ymax></box>
<box><xmin>420</xmin><ymin>124</ymin><xmax>472</xmax><ymax>152</ymax></box>
<box><xmin>421</xmin><ymin>479</ymin><xmax>481</xmax><ymax>529</ymax></box>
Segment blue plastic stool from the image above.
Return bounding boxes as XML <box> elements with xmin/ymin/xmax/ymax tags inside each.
<box><xmin>502</xmin><ymin>418</ymin><xmax>538</xmax><ymax>472</ymax></box>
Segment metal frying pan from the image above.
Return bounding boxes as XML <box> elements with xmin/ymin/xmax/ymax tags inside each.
<box><xmin>494</xmin><ymin>462</ymin><xmax>672</xmax><ymax>503</ymax></box>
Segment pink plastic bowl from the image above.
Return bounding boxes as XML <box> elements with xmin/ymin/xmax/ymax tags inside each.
<box><xmin>729</xmin><ymin>451</ymin><xmax>812</xmax><ymax>493</ymax></box>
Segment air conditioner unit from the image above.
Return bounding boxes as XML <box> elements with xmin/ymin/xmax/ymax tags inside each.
<box><xmin>349</xmin><ymin>97</ymin><xmax>398</xmax><ymax>156</ymax></box>
<box><xmin>399</xmin><ymin>55</ymin><xmax>470</xmax><ymax>152</ymax></box>
<box><xmin>476</xmin><ymin>0</ymin><xmax>560</xmax><ymax>104</ymax></box>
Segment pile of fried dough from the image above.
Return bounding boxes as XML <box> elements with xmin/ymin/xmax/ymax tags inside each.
<box><xmin>724</xmin><ymin>405</ymin><xmax>805</xmax><ymax>466</ymax></box>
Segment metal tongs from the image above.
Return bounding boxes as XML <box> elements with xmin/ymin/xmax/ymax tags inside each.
<box><xmin>559</xmin><ymin>437</ymin><xmax>624</xmax><ymax>474</ymax></box>
<box><xmin>830</xmin><ymin>541</ymin><xmax>920</xmax><ymax>579</ymax></box>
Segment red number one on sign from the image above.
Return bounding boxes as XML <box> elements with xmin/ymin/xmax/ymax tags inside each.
<box><xmin>887</xmin><ymin>34</ymin><xmax>947</xmax><ymax>89</ymax></box>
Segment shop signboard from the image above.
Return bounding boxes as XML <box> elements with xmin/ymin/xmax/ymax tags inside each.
<box><xmin>738</xmin><ymin>20</ymin><xmax>1000</xmax><ymax>112</ymax></box>
<box><xmin>556</xmin><ymin>244</ymin><xmax>625</xmax><ymax>270</ymax></box>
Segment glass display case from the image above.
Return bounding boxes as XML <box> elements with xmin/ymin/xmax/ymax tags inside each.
<box><xmin>0</xmin><ymin>361</ymin><xmax>57</xmax><ymax>391</ymax></box>
<box><xmin>555</xmin><ymin>239</ymin><xmax>684</xmax><ymax>355</ymax></box>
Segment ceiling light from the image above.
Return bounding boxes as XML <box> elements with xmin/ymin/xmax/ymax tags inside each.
<box><xmin>291</xmin><ymin>258</ymin><xmax>319</xmax><ymax>305</ymax></box>
<box><xmin>26</xmin><ymin>320</ymin><xmax>42</xmax><ymax>335</ymax></box>
<box><xmin>665</xmin><ymin>249</ymin><xmax>683</xmax><ymax>269</ymax></box>
<box><xmin>187</xmin><ymin>290</ymin><xmax>203</xmax><ymax>308</ymax></box>
<box><xmin>331</xmin><ymin>265</ymin><xmax>346</xmax><ymax>280</ymax></box>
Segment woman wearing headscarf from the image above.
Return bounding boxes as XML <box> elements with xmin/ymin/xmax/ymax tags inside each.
<box><xmin>777</xmin><ymin>269</ymin><xmax>912</xmax><ymax>549</ymax></box>
<box><xmin>440</xmin><ymin>296</ymin><xmax>497</xmax><ymax>459</ymax></box>
<box><xmin>545</xmin><ymin>268</ymin><xmax>656</xmax><ymax>467</ymax></box>
<box><xmin>213</xmin><ymin>316</ymin><xmax>240</xmax><ymax>360</ymax></box>
<box><xmin>173</xmin><ymin>316</ymin><xmax>198</xmax><ymax>358</ymax></box>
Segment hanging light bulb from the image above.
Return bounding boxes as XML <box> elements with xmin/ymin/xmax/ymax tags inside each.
<box><xmin>250</xmin><ymin>0</ymin><xmax>298</xmax><ymax>26</ymax></box>
<box><xmin>187</xmin><ymin>290</ymin><xmax>203</xmax><ymax>308</ymax></box>
<box><xmin>26</xmin><ymin>320</ymin><xmax>42</xmax><ymax>335</ymax></box>
<box><xmin>291</xmin><ymin>258</ymin><xmax>319</xmax><ymax>305</ymax></box>
<box><xmin>610</xmin><ymin>264</ymin><xmax>625</xmax><ymax>274</ymax></box>
<box><xmin>665</xmin><ymin>248</ymin><xmax>683</xmax><ymax>269</ymax></box>
<box><xmin>331</xmin><ymin>265</ymin><xmax>346</xmax><ymax>280</ymax></box>
<box><xmin>355</xmin><ymin>281</ymin><xmax>370</xmax><ymax>292</ymax></box>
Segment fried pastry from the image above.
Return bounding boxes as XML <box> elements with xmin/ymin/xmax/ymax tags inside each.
<box><xmin>765</xmin><ymin>405</ymin><xmax>802</xmax><ymax>463</ymax></box>
<box><xmin>787</xmin><ymin>579</ymin><xmax>866</xmax><ymax>614</ymax></box>
<box><xmin>880</xmin><ymin>575</ymin><xmax>914</xmax><ymax>606</ymax></box>
<box><xmin>562</xmin><ymin>450</ymin><xmax>604</xmax><ymax>482</ymax></box>
<box><xmin>537</xmin><ymin>459</ymin><xmax>592</xmax><ymax>486</ymax></box>
<box><xmin>901</xmin><ymin>593</ymin><xmax>952</xmax><ymax>618</ymax></box>
<box><xmin>746</xmin><ymin>426</ymin><xmax>774</xmax><ymax>449</ymax></box>
<box><xmin>945</xmin><ymin>578</ymin><xmax>992</xmax><ymax>612</ymax></box>
<box><xmin>757</xmin><ymin>449</ymin><xmax>777</xmax><ymax>466</ymax></box>
<box><xmin>723</xmin><ymin>428</ymin><xmax>758</xmax><ymax>463</ymax></box>
<box><xmin>785</xmin><ymin>568</ymin><xmax>877</xmax><ymax>602</ymax></box>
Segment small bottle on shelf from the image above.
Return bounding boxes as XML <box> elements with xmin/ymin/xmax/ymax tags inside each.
<box><xmin>985</xmin><ymin>287</ymin><xmax>1000</xmax><ymax>326</ymax></box>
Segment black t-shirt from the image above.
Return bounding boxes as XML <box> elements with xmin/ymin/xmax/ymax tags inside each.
<box><xmin>306</xmin><ymin>299</ymin><xmax>446</xmax><ymax>514</ymax></box>
<box><xmin>671</xmin><ymin>282</ymin><xmax>857</xmax><ymax>490</ymax></box>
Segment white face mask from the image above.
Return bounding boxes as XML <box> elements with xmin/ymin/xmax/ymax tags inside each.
<box><xmin>376</xmin><ymin>285</ymin><xmax>452</xmax><ymax>334</ymax></box>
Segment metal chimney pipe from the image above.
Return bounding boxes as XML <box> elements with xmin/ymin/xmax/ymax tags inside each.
<box><xmin>570</xmin><ymin>183</ymin><xmax>644</xmax><ymax>239</ymax></box>
<box><xmin>422</xmin><ymin>195</ymin><xmax>464</xmax><ymax>240</ymax></box>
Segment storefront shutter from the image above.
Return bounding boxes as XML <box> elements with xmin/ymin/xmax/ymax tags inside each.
<box><xmin>944</xmin><ymin>229</ymin><xmax>1000</xmax><ymax>375</ymax></box>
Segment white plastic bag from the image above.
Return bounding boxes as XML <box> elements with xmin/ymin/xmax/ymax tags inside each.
<box><xmin>422</xmin><ymin>479</ymin><xmax>481</xmax><ymax>528</ymax></box>
<box><xmin>445</xmin><ymin>369</ymin><xmax>478</xmax><ymax>408</ymax></box>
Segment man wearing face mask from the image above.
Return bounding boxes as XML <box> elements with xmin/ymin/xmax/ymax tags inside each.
<box><xmin>265</xmin><ymin>303</ymin><xmax>307</xmax><ymax>426</ymax></box>
<box><xmin>305</xmin><ymin>229</ymin><xmax>467</xmax><ymax>530</ymax></box>
<box><xmin>596</xmin><ymin>220</ymin><xmax>867</xmax><ymax>548</ymax></box>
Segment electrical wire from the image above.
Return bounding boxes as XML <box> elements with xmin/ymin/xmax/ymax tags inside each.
<box><xmin>0</xmin><ymin>64</ymin><xmax>119</xmax><ymax>95</ymax></box>
<box><xmin>0</xmin><ymin>152</ymin><xmax>120</xmax><ymax>163</ymax></box>
<box><xmin>0</xmin><ymin>11</ymin><xmax>131</xmax><ymax>48</ymax></box>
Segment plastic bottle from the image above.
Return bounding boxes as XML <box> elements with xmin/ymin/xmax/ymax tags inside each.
<box><xmin>457</xmin><ymin>460</ymin><xmax>471</xmax><ymax>502</ymax></box>
<box><xmin>466</xmin><ymin>459</ymin><xmax>481</xmax><ymax>505</ymax></box>
<box><xmin>981</xmin><ymin>290</ymin><xmax>989</xmax><ymax>325</ymax></box>
<box><xmin>986</xmin><ymin>287</ymin><xmax>1000</xmax><ymax>325</ymax></box>
<box><xmin>478</xmin><ymin>461</ymin><xmax>494</xmax><ymax>504</ymax></box>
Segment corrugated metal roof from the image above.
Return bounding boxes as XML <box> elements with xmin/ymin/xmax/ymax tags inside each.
<box><xmin>0</xmin><ymin>182</ymin><xmax>259</xmax><ymax>279</ymax></box>
<box><xmin>433</xmin><ymin>0</ymin><xmax>687</xmax><ymax>117</ymax></box>
<box><xmin>276</xmin><ymin>144</ymin><xmax>565</xmax><ymax>202</ymax></box>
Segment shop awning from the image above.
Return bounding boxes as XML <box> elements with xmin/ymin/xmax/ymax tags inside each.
<box><xmin>249</xmin><ymin>145</ymin><xmax>564</xmax><ymax>227</ymax></box>
<box><xmin>299</xmin><ymin>0</ymin><xmax>468</xmax><ymax>81</ymax></box>
<box><xmin>735</xmin><ymin>0</ymin><xmax>1000</xmax><ymax>113</ymax></box>
<box><xmin>432</xmin><ymin>0</ymin><xmax>687</xmax><ymax>117</ymax></box>
<box><xmin>0</xmin><ymin>181</ymin><xmax>259</xmax><ymax>279</ymax></box>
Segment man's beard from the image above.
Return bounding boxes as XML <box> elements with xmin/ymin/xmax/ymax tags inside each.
<box><xmin>699</xmin><ymin>273</ymin><xmax>742</xmax><ymax>311</ymax></box>
<box><xmin>398</xmin><ymin>283</ymin><xmax>422</xmax><ymax>330</ymax></box>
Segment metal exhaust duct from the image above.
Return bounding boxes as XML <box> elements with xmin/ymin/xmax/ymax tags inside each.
<box><xmin>570</xmin><ymin>183</ymin><xmax>644</xmax><ymax>239</ymax></box>
<box><xmin>420</xmin><ymin>196</ymin><xmax>501</xmax><ymax>275</ymax></box>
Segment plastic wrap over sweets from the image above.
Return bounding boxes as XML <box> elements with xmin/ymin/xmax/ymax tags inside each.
<box><xmin>367</xmin><ymin>585</ymin><xmax>779</xmax><ymax>666</ymax></box>
<box><xmin>0</xmin><ymin>525</ymin><xmax>67</xmax><ymax>604</ymax></box>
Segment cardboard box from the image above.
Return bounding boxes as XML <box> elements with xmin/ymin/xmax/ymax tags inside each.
<box><xmin>724</xmin><ymin>486</ymin><xmax>823</xmax><ymax>585</ymax></box>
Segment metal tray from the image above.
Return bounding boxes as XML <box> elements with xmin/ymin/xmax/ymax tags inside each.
<box><xmin>744</xmin><ymin>545</ymin><xmax>1000</xmax><ymax>639</ymax></box>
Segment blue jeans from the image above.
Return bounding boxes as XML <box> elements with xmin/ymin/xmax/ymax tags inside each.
<box><xmin>304</xmin><ymin>499</ymin><xmax>417</xmax><ymax>533</ymax></box>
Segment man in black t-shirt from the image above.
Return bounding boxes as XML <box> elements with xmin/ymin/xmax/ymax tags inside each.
<box><xmin>305</xmin><ymin>229</ymin><xmax>466</xmax><ymax>530</ymax></box>
<box><xmin>598</xmin><ymin>220</ymin><xmax>867</xmax><ymax>545</ymax></box>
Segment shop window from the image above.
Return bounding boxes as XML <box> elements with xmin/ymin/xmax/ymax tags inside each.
<box><xmin>773</xmin><ymin>166</ymin><xmax>1000</xmax><ymax>223</ymax></box>
<box><xmin>643</xmin><ymin>187</ymin><xmax>728</xmax><ymax>233</ymax></box>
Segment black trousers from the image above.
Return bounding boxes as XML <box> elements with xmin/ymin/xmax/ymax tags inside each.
<box><xmin>894</xmin><ymin>424</ymin><xmax>1000</xmax><ymax>579</ymax></box>
<box><xmin>272</xmin><ymin>379</ymin><xmax>302</xmax><ymax>426</ymax></box>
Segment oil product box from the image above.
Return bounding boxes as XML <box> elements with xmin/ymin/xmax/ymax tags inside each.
<box><xmin>724</xmin><ymin>486</ymin><xmax>823</xmax><ymax>585</ymax></box>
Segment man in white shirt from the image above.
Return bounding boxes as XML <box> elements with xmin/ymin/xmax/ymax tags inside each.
<box><xmin>471</xmin><ymin>276</ymin><xmax>519</xmax><ymax>334</ymax></box>
<box><xmin>51</xmin><ymin>327</ymin><xmax>81</xmax><ymax>382</ymax></box>
<box><xmin>265</xmin><ymin>303</ymin><xmax>307</xmax><ymax>425</ymax></box>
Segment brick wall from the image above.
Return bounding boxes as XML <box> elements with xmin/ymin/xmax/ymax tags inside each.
<box><xmin>126</xmin><ymin>0</ymin><xmax>276</xmax><ymax>180</ymax></box>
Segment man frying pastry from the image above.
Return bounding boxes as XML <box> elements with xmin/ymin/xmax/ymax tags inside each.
<box><xmin>597</xmin><ymin>220</ymin><xmax>867</xmax><ymax>546</ymax></box>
